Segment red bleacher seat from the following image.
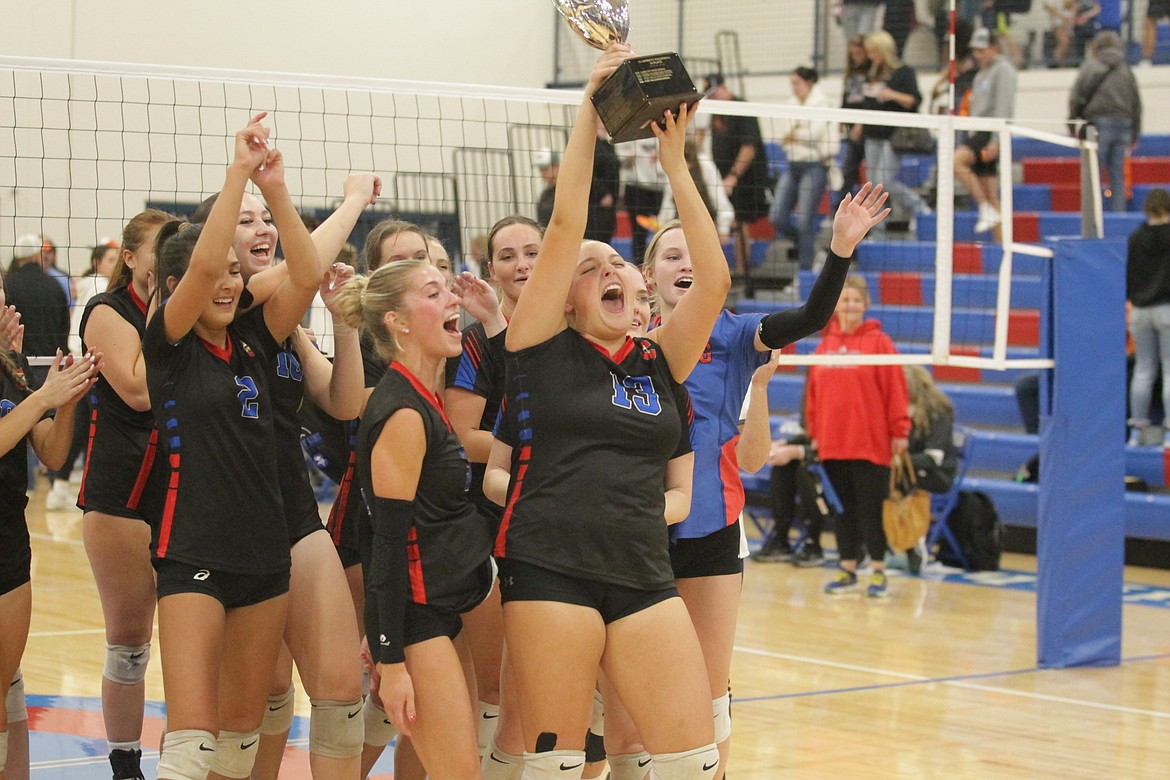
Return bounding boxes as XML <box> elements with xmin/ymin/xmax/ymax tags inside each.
<box><xmin>614</xmin><ymin>210</ymin><xmax>631</xmax><ymax>238</ymax></box>
<box><xmin>878</xmin><ymin>272</ymin><xmax>924</xmax><ymax>306</ymax></box>
<box><xmin>1130</xmin><ymin>157</ymin><xmax>1170</xmax><ymax>185</ymax></box>
<box><xmin>1008</xmin><ymin>310</ymin><xmax>1040</xmax><ymax>347</ymax></box>
<box><xmin>933</xmin><ymin>345</ymin><xmax>982</xmax><ymax>383</ymax></box>
<box><xmin>1012</xmin><ymin>213</ymin><xmax>1040</xmax><ymax>243</ymax></box>
<box><xmin>1049</xmin><ymin>182</ymin><xmax>1081</xmax><ymax>211</ymax></box>
<box><xmin>953</xmin><ymin>242</ymin><xmax>983</xmax><ymax>274</ymax></box>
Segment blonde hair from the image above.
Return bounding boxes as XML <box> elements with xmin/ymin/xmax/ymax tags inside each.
<box><xmin>842</xmin><ymin>273</ymin><xmax>871</xmax><ymax>307</ymax></box>
<box><xmin>904</xmin><ymin>365</ymin><xmax>953</xmax><ymax>436</ymax></box>
<box><xmin>334</xmin><ymin>259</ymin><xmax>430</xmax><ymax>361</ymax></box>
<box><xmin>642</xmin><ymin>219</ymin><xmax>685</xmax><ymax>315</ymax></box>
<box><xmin>865</xmin><ymin>30</ymin><xmax>901</xmax><ymax>78</ymax></box>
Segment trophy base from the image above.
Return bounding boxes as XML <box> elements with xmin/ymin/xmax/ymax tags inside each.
<box><xmin>591</xmin><ymin>53</ymin><xmax>701</xmax><ymax>144</ymax></box>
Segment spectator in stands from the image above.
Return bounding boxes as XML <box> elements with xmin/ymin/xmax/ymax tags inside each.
<box><xmin>838</xmin><ymin>0</ymin><xmax>885</xmax><ymax>44</ymax></box>
<box><xmin>840</xmin><ymin>35</ymin><xmax>871</xmax><ymax>202</ymax></box>
<box><xmin>980</xmin><ymin>0</ymin><xmax>1025</xmax><ymax>66</ymax></box>
<box><xmin>39</xmin><ymin>236</ymin><xmax>74</xmax><ymax>308</ymax></box>
<box><xmin>68</xmin><ymin>240</ymin><xmax>118</xmax><ymax>356</ymax></box>
<box><xmin>620</xmin><ymin>137</ymin><xmax>665</xmax><ymax>264</ymax></box>
<box><xmin>534</xmin><ymin>148</ymin><xmax>560</xmax><ymax>228</ymax></box>
<box><xmin>586</xmin><ymin>120</ymin><xmax>621</xmax><ymax>244</ymax></box>
<box><xmin>861</xmin><ymin>31</ymin><xmax>932</xmax><ymax>237</ymax></box>
<box><xmin>770</xmin><ymin>66</ymin><xmax>837</xmax><ymax>270</ymax></box>
<box><xmin>955</xmin><ymin>29</ymin><xmax>1018</xmax><ymax>238</ymax></box>
<box><xmin>928</xmin><ymin>17</ymin><xmax>976</xmax><ymax>116</ymax></box>
<box><xmin>705</xmin><ymin>73</ymin><xmax>772</xmax><ymax>278</ymax></box>
<box><xmin>1068</xmin><ymin>30</ymin><xmax>1142</xmax><ymax>213</ymax></box>
<box><xmin>883</xmin><ymin>0</ymin><xmax>918</xmax><ymax>58</ymax></box>
<box><xmin>656</xmin><ymin>136</ymin><xmax>735</xmax><ymax>245</ymax></box>
<box><xmin>929</xmin><ymin>0</ymin><xmax>982</xmax><ymax>65</ymax></box>
<box><xmin>902</xmin><ymin>365</ymin><xmax>958</xmax><ymax>572</ymax></box>
<box><xmin>3</xmin><ymin>234</ymin><xmax>69</xmax><ymax>387</ymax></box>
<box><xmin>807</xmin><ymin>275</ymin><xmax>910</xmax><ymax>597</ymax></box>
<box><xmin>1043</xmin><ymin>1</ymin><xmax>1102</xmax><ymax>66</ymax></box>
<box><xmin>1126</xmin><ymin>188</ymin><xmax>1170</xmax><ymax>448</ymax></box>
<box><xmin>1143</xmin><ymin>0</ymin><xmax>1170</xmax><ymax>64</ymax></box>
<box><xmin>753</xmin><ymin>421</ymin><xmax>832</xmax><ymax>568</ymax></box>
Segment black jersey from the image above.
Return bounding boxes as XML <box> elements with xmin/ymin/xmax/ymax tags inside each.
<box><xmin>77</xmin><ymin>285</ymin><xmax>165</xmax><ymax>521</ymax></box>
<box><xmin>445</xmin><ymin>321</ymin><xmax>507</xmax><ymax>526</ymax></box>
<box><xmin>1</xmin><ymin>353</ymin><xmax>39</xmax><ymax>575</ymax></box>
<box><xmin>267</xmin><ymin>337</ymin><xmax>324</xmax><ymax>544</ymax></box>
<box><xmin>495</xmin><ymin>329</ymin><xmax>693</xmax><ymax>590</ymax></box>
<box><xmin>325</xmin><ymin>331</ymin><xmax>385</xmax><ymax>553</ymax></box>
<box><xmin>356</xmin><ymin>362</ymin><xmax>493</xmax><ymax>620</ymax></box>
<box><xmin>143</xmin><ymin>304</ymin><xmax>289</xmax><ymax>574</ymax></box>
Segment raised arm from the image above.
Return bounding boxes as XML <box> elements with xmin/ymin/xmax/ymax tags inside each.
<box><xmin>296</xmin><ymin>264</ymin><xmax>364</xmax><ymax>421</ymax></box>
<box><xmin>753</xmin><ymin>182</ymin><xmax>889</xmax><ymax>351</ymax></box>
<box><xmin>506</xmin><ymin>45</ymin><xmax>634</xmax><ymax>352</ymax></box>
<box><xmin>253</xmin><ymin>148</ymin><xmax>323</xmax><ymax>342</ymax></box>
<box><xmin>162</xmin><ymin>115</ymin><xmax>268</xmax><ymax>343</ymax></box>
<box><xmin>650</xmin><ymin>104</ymin><xmax>733</xmax><ymax>381</ymax></box>
<box><xmin>736</xmin><ymin>351</ymin><xmax>780</xmax><ymax>473</ymax></box>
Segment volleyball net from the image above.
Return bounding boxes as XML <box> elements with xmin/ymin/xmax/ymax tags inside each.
<box><xmin>0</xmin><ymin>55</ymin><xmax>1093</xmax><ymax>374</ymax></box>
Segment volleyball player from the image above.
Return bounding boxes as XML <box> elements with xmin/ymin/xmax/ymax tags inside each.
<box><xmin>142</xmin><ymin>113</ymin><xmax>322</xmax><ymax>780</ymax></box>
<box><xmin>73</xmin><ymin>209</ymin><xmax>172</xmax><ymax>780</ymax></box>
<box><xmin>445</xmin><ymin>215</ymin><xmax>541</xmax><ymax>768</ymax></box>
<box><xmin>1</xmin><ymin>316</ymin><xmax>101</xmax><ymax>780</ymax></box>
<box><xmin>642</xmin><ymin>183</ymin><xmax>889</xmax><ymax>777</ymax></box>
<box><xmin>191</xmin><ymin>173</ymin><xmax>379</xmax><ymax>780</ymax></box>
<box><xmin>482</xmin><ymin>45</ymin><xmax>730</xmax><ymax>779</ymax></box>
<box><xmin>334</xmin><ymin>258</ymin><xmax>496</xmax><ymax>778</ymax></box>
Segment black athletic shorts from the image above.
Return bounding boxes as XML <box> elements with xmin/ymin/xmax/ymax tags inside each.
<box><xmin>403</xmin><ymin>601</ymin><xmax>464</xmax><ymax>649</ymax></box>
<box><xmin>964</xmin><ymin>132</ymin><xmax>999</xmax><ymax>177</ymax></box>
<box><xmin>79</xmin><ymin>429</ymin><xmax>164</xmax><ymax>524</ymax></box>
<box><xmin>496</xmin><ymin>558</ymin><xmax>678</xmax><ymax>624</ymax></box>
<box><xmin>337</xmin><ymin>543</ymin><xmax>362</xmax><ymax>569</ymax></box>
<box><xmin>670</xmin><ymin>520</ymin><xmax>745</xmax><ymax>579</ymax></box>
<box><xmin>1149</xmin><ymin>0</ymin><xmax>1169</xmax><ymax>20</ymax></box>
<box><xmin>289</xmin><ymin>504</ymin><xmax>326</xmax><ymax>547</ymax></box>
<box><xmin>155</xmin><ymin>558</ymin><xmax>290</xmax><ymax>609</ymax></box>
<box><xmin>0</xmin><ymin>510</ymin><xmax>31</xmax><ymax>596</ymax></box>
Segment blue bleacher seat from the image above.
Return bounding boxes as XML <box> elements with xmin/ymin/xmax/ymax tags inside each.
<box><xmin>795</xmin><ymin>270</ymin><xmax>1044</xmax><ymax>310</ymax></box>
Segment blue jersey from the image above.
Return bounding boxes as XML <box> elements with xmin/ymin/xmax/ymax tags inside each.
<box><xmin>662</xmin><ymin>309</ymin><xmax>767</xmax><ymax>540</ymax></box>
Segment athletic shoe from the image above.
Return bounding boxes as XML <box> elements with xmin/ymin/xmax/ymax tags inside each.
<box><xmin>1127</xmin><ymin>427</ymin><xmax>1145</xmax><ymax>447</ymax></box>
<box><xmin>752</xmin><ymin>538</ymin><xmax>795</xmax><ymax>563</ymax></box>
<box><xmin>109</xmin><ymin>748</ymin><xmax>145</xmax><ymax>780</ymax></box>
<box><xmin>906</xmin><ymin>538</ymin><xmax>927</xmax><ymax>575</ymax></box>
<box><xmin>974</xmin><ymin>203</ymin><xmax>1001</xmax><ymax>234</ymax></box>
<box><xmin>792</xmin><ymin>545</ymin><xmax>825</xmax><ymax>568</ymax></box>
<box><xmin>45</xmin><ymin>481</ymin><xmax>74</xmax><ymax>511</ymax></box>
<box><xmin>823</xmin><ymin>569</ymin><xmax>858</xmax><ymax>595</ymax></box>
<box><xmin>867</xmin><ymin>571</ymin><xmax>890</xmax><ymax>599</ymax></box>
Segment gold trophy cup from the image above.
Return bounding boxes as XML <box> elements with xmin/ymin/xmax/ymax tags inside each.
<box><xmin>553</xmin><ymin>0</ymin><xmax>701</xmax><ymax>143</ymax></box>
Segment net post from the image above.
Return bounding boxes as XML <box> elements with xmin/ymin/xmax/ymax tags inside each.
<box><xmin>991</xmin><ymin>126</ymin><xmax>1015</xmax><ymax>368</ymax></box>
<box><xmin>932</xmin><ymin>114</ymin><xmax>956</xmax><ymax>365</ymax></box>
<box><xmin>1079</xmin><ymin>126</ymin><xmax>1103</xmax><ymax>238</ymax></box>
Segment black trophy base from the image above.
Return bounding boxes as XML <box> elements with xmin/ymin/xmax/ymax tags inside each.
<box><xmin>590</xmin><ymin>52</ymin><xmax>701</xmax><ymax>144</ymax></box>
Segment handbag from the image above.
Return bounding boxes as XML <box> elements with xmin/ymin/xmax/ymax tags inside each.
<box><xmin>889</xmin><ymin>125</ymin><xmax>934</xmax><ymax>154</ymax></box>
<box><xmin>1068</xmin><ymin>62</ymin><xmax>1118</xmax><ymax>139</ymax></box>
<box><xmin>882</xmin><ymin>453</ymin><xmax>932</xmax><ymax>551</ymax></box>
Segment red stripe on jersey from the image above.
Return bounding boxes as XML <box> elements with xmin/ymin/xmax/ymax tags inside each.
<box><xmin>157</xmin><ymin>461</ymin><xmax>181</xmax><ymax>558</ymax></box>
<box><xmin>76</xmin><ymin>402</ymin><xmax>99</xmax><ymax>505</ymax></box>
<box><xmin>389</xmin><ymin>361</ymin><xmax>452</xmax><ymax>430</ymax></box>
<box><xmin>406</xmin><ymin>527</ymin><xmax>426</xmax><ymax>603</ymax></box>
<box><xmin>127</xmin><ymin>282</ymin><xmax>148</xmax><ymax>315</ymax></box>
<box><xmin>126</xmin><ymin>429</ymin><xmax>159</xmax><ymax>511</ymax></box>
<box><xmin>586</xmin><ymin>335</ymin><xmax>636</xmax><ymax>363</ymax></box>
<box><xmin>465</xmin><ymin>333</ymin><xmax>482</xmax><ymax>368</ymax></box>
<box><xmin>495</xmin><ymin>460</ymin><xmax>530</xmax><ymax>557</ymax></box>
<box><xmin>719</xmin><ymin>435</ymin><xmax>745</xmax><ymax>526</ymax></box>
<box><xmin>327</xmin><ymin>454</ymin><xmax>356</xmax><ymax>546</ymax></box>
<box><xmin>197</xmin><ymin>334</ymin><xmax>233</xmax><ymax>363</ymax></box>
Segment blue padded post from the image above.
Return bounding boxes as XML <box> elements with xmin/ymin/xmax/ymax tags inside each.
<box><xmin>1036</xmin><ymin>239</ymin><xmax>1126</xmax><ymax>668</ymax></box>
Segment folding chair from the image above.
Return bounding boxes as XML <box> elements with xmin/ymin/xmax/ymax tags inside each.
<box><xmin>925</xmin><ymin>424</ymin><xmax>973</xmax><ymax>569</ymax></box>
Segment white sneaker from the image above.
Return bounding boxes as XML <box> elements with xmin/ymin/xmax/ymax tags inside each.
<box><xmin>974</xmin><ymin>203</ymin><xmax>1001</xmax><ymax>234</ymax></box>
<box><xmin>45</xmin><ymin>481</ymin><xmax>75</xmax><ymax>511</ymax></box>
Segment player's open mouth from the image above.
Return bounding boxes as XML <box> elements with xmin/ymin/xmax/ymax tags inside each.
<box><xmin>251</xmin><ymin>242</ymin><xmax>271</xmax><ymax>259</ymax></box>
<box><xmin>601</xmin><ymin>283</ymin><xmax>625</xmax><ymax>313</ymax></box>
<box><xmin>444</xmin><ymin>314</ymin><xmax>460</xmax><ymax>334</ymax></box>
<box><xmin>674</xmin><ymin>276</ymin><xmax>693</xmax><ymax>290</ymax></box>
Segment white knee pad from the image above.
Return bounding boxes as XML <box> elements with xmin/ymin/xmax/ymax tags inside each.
<box><xmin>0</xmin><ymin>729</ymin><xmax>7</xmax><ymax>769</ymax></box>
<box><xmin>156</xmin><ymin>728</ymin><xmax>216</xmax><ymax>780</ymax></box>
<box><xmin>209</xmin><ymin>729</ymin><xmax>260</xmax><ymax>779</ymax></box>
<box><xmin>309</xmin><ymin>698</ymin><xmax>364</xmax><ymax>759</ymax></box>
<box><xmin>104</xmin><ymin>643</ymin><xmax>150</xmax><ymax>686</ymax></box>
<box><xmin>7</xmin><ymin>668</ymin><xmax>27</xmax><ymax>724</ymax></box>
<box><xmin>607</xmin><ymin>751</ymin><xmax>652</xmax><ymax>780</ymax></box>
<box><xmin>649</xmin><ymin>744</ymin><xmax>720</xmax><ymax>780</ymax></box>
<box><xmin>482</xmin><ymin>736</ymin><xmax>525</xmax><ymax>780</ymax></box>
<box><xmin>260</xmin><ymin>684</ymin><xmax>295</xmax><ymax>736</ymax></box>
<box><xmin>477</xmin><ymin>700</ymin><xmax>500</xmax><ymax>757</ymax></box>
<box><xmin>589</xmin><ymin>689</ymin><xmax>604</xmax><ymax>737</ymax></box>
<box><xmin>361</xmin><ymin>696</ymin><xmax>398</xmax><ymax>747</ymax></box>
<box><xmin>712</xmin><ymin>693</ymin><xmax>731</xmax><ymax>744</ymax></box>
<box><xmin>521</xmin><ymin>749</ymin><xmax>587</xmax><ymax>779</ymax></box>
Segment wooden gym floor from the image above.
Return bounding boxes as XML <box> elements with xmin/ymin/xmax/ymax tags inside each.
<box><xmin>17</xmin><ymin>477</ymin><xmax>1170</xmax><ymax>778</ymax></box>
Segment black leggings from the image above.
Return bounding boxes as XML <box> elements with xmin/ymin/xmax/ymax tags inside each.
<box><xmin>822</xmin><ymin>459</ymin><xmax>890</xmax><ymax>565</ymax></box>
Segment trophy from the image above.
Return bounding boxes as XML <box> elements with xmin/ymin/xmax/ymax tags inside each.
<box><xmin>553</xmin><ymin>0</ymin><xmax>701</xmax><ymax>144</ymax></box>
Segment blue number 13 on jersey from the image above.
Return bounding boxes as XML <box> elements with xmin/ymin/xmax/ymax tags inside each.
<box><xmin>611</xmin><ymin>374</ymin><xmax>661</xmax><ymax>416</ymax></box>
<box><xmin>234</xmin><ymin>375</ymin><xmax>260</xmax><ymax>419</ymax></box>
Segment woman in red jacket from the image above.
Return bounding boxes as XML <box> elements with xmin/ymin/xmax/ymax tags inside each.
<box><xmin>806</xmin><ymin>274</ymin><xmax>909</xmax><ymax>598</ymax></box>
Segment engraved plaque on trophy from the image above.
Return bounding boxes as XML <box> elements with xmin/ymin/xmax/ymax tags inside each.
<box><xmin>553</xmin><ymin>0</ymin><xmax>701</xmax><ymax>143</ymax></box>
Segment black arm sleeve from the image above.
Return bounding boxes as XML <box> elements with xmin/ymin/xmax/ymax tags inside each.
<box><xmin>366</xmin><ymin>496</ymin><xmax>414</xmax><ymax>665</ymax></box>
<box><xmin>757</xmin><ymin>249</ymin><xmax>852</xmax><ymax>349</ymax></box>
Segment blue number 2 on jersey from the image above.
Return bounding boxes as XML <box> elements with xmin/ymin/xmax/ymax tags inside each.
<box><xmin>234</xmin><ymin>375</ymin><xmax>260</xmax><ymax>419</ymax></box>
<box><xmin>611</xmin><ymin>374</ymin><xmax>661</xmax><ymax>416</ymax></box>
